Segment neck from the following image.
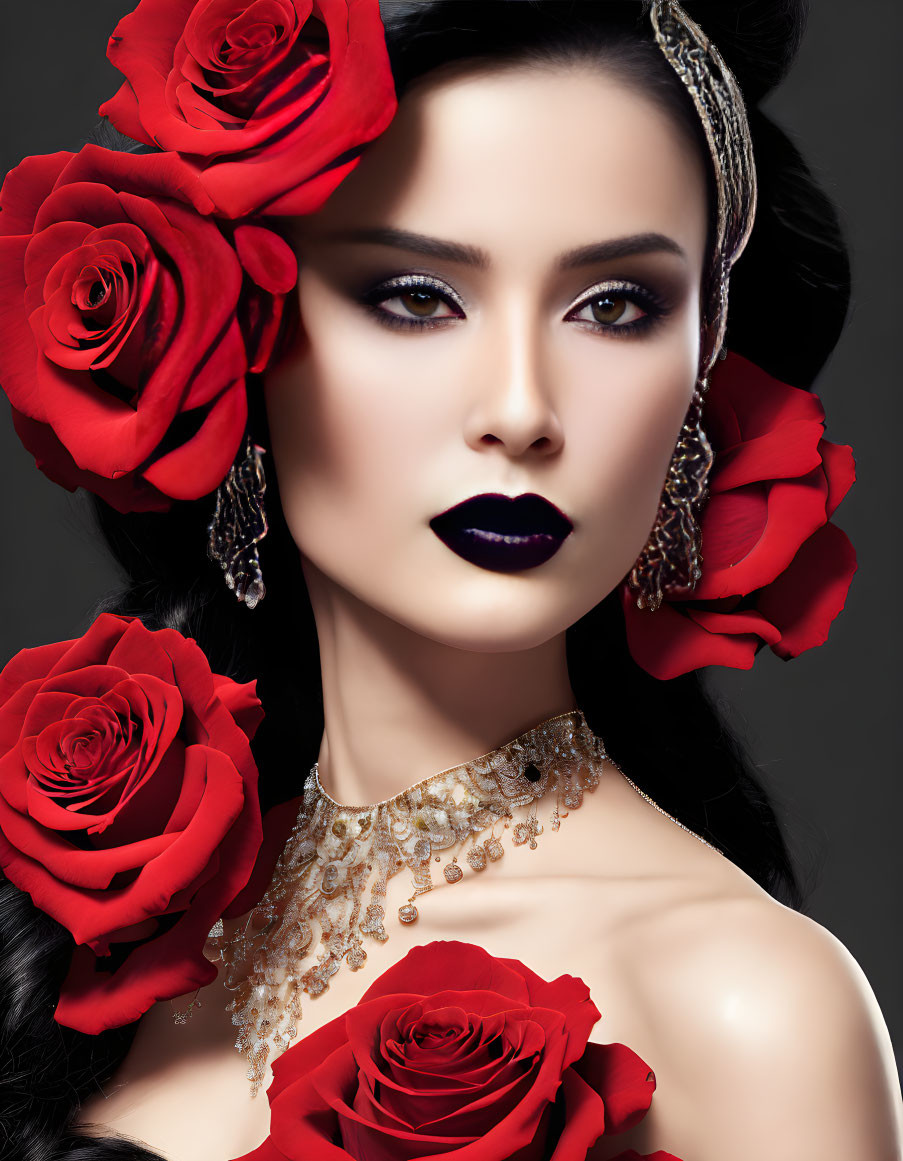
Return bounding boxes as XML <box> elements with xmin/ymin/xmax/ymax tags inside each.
<box><xmin>303</xmin><ymin>561</ymin><xmax>578</xmax><ymax>806</ymax></box>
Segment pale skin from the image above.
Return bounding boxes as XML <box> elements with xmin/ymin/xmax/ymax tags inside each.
<box><xmin>76</xmin><ymin>64</ymin><xmax>902</xmax><ymax>1160</ymax></box>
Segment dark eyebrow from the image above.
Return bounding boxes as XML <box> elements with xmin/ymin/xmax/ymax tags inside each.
<box><xmin>558</xmin><ymin>233</ymin><xmax>687</xmax><ymax>269</ymax></box>
<box><xmin>324</xmin><ymin>227</ymin><xmax>686</xmax><ymax>270</ymax></box>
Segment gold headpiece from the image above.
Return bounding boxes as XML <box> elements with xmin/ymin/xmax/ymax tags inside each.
<box><xmin>650</xmin><ymin>1</ymin><xmax>758</xmax><ymax>373</ymax></box>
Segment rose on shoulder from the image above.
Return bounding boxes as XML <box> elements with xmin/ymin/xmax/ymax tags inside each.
<box><xmin>0</xmin><ymin>613</ymin><xmax>265</xmax><ymax>1032</ymax></box>
<box><xmin>234</xmin><ymin>940</ymin><xmax>681</xmax><ymax>1161</ymax></box>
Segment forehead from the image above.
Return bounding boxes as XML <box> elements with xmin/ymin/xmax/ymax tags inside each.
<box><xmin>303</xmin><ymin>63</ymin><xmax>709</xmax><ymax>265</ymax></box>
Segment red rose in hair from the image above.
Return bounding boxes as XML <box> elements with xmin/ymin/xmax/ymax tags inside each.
<box><xmin>0</xmin><ymin>613</ymin><xmax>264</xmax><ymax>1032</ymax></box>
<box><xmin>235</xmin><ymin>941</ymin><xmax>672</xmax><ymax>1161</ymax></box>
<box><xmin>621</xmin><ymin>352</ymin><xmax>858</xmax><ymax>680</ymax></box>
<box><xmin>0</xmin><ymin>145</ymin><xmax>296</xmax><ymax>513</ymax></box>
<box><xmin>100</xmin><ymin>0</ymin><xmax>398</xmax><ymax>219</ymax></box>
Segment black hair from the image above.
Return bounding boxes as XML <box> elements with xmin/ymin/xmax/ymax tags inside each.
<box><xmin>0</xmin><ymin>2</ymin><xmax>850</xmax><ymax>1157</ymax></box>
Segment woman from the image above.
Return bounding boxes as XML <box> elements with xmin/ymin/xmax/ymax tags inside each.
<box><xmin>0</xmin><ymin>2</ymin><xmax>899</xmax><ymax>1160</ymax></box>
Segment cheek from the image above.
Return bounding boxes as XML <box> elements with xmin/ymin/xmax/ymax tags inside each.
<box><xmin>263</xmin><ymin>286</ymin><xmax>442</xmax><ymax>561</ymax></box>
<box><xmin>559</xmin><ymin>331</ymin><xmax>699</xmax><ymax>566</ymax></box>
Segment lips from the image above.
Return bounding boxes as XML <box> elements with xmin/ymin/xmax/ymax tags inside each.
<box><xmin>430</xmin><ymin>493</ymin><xmax>574</xmax><ymax>573</ymax></box>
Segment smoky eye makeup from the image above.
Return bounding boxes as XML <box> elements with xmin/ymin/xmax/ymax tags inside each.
<box><xmin>360</xmin><ymin>272</ymin><xmax>467</xmax><ymax>330</ymax></box>
<box><xmin>355</xmin><ymin>269</ymin><xmax>674</xmax><ymax>337</ymax></box>
<box><xmin>563</xmin><ymin>279</ymin><xmax>672</xmax><ymax>338</ymax></box>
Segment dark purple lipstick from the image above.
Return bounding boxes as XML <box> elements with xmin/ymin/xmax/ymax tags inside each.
<box><xmin>430</xmin><ymin>493</ymin><xmax>573</xmax><ymax>573</ymax></box>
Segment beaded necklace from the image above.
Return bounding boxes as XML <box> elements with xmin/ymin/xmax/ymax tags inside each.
<box><xmin>182</xmin><ymin>709</ymin><xmax>719</xmax><ymax>1095</ymax></box>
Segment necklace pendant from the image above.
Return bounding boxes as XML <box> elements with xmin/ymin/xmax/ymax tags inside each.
<box><xmin>360</xmin><ymin>902</ymin><xmax>388</xmax><ymax>941</ymax></box>
<box><xmin>398</xmin><ymin>902</ymin><xmax>419</xmax><ymax>924</ymax></box>
<box><xmin>512</xmin><ymin>816</ymin><xmax>543</xmax><ymax>849</ymax></box>
<box><xmin>443</xmin><ymin>860</ymin><xmax>464</xmax><ymax>884</ymax></box>
<box><xmin>346</xmin><ymin>943</ymin><xmax>367</xmax><ymax>969</ymax></box>
<box><xmin>466</xmin><ymin>845</ymin><xmax>488</xmax><ymax>871</ymax></box>
<box><xmin>484</xmin><ymin>835</ymin><xmax>505</xmax><ymax>861</ymax></box>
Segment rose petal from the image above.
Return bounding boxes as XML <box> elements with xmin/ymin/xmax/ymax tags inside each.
<box><xmin>756</xmin><ymin>522</ymin><xmax>858</xmax><ymax>660</ymax></box>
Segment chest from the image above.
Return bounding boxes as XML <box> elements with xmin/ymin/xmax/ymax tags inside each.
<box><xmin>75</xmin><ymin>871</ymin><xmax>684</xmax><ymax>1159</ymax></box>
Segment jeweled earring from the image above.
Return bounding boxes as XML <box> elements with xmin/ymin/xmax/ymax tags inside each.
<box><xmin>207</xmin><ymin>435</ymin><xmax>269</xmax><ymax>609</ymax></box>
<box><xmin>627</xmin><ymin>376</ymin><xmax>714</xmax><ymax>612</ymax></box>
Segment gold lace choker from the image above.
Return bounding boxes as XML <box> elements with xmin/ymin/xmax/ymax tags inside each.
<box><xmin>189</xmin><ymin>709</ymin><xmax>718</xmax><ymax>1095</ymax></box>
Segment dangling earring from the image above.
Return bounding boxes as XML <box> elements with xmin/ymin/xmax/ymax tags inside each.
<box><xmin>628</xmin><ymin>376</ymin><xmax>714</xmax><ymax>612</ymax></box>
<box><xmin>207</xmin><ymin>435</ymin><xmax>269</xmax><ymax>609</ymax></box>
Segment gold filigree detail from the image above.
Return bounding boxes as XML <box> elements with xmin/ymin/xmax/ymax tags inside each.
<box><xmin>197</xmin><ymin>708</ymin><xmax>722</xmax><ymax>1095</ymax></box>
<box><xmin>206</xmin><ymin>710</ymin><xmax>604</xmax><ymax>1095</ymax></box>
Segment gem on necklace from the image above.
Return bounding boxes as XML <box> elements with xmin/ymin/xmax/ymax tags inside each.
<box><xmin>359</xmin><ymin>902</ymin><xmax>388</xmax><ymax>942</ymax></box>
<box><xmin>302</xmin><ymin>958</ymin><xmax>339</xmax><ymax>996</ymax></box>
<box><xmin>466</xmin><ymin>845</ymin><xmax>488</xmax><ymax>871</ymax></box>
<box><xmin>398</xmin><ymin>902</ymin><xmax>419</xmax><ymax>924</ymax></box>
<box><xmin>288</xmin><ymin>920</ymin><xmax>313</xmax><ymax>956</ymax></box>
<box><xmin>523</xmin><ymin>762</ymin><xmax>542</xmax><ymax>783</ymax></box>
<box><xmin>512</xmin><ymin>817</ymin><xmax>543</xmax><ymax>849</ymax></box>
<box><xmin>484</xmin><ymin>836</ymin><xmax>504</xmax><ymax>861</ymax></box>
<box><xmin>321</xmin><ymin>862</ymin><xmax>340</xmax><ymax>895</ymax></box>
<box><xmin>304</xmin><ymin>972</ymin><xmax>327</xmax><ymax>997</ymax></box>
<box><xmin>346</xmin><ymin>944</ymin><xmax>367</xmax><ymax>969</ymax></box>
<box><xmin>443</xmin><ymin>862</ymin><xmax>464</xmax><ymax>884</ymax></box>
<box><xmin>413</xmin><ymin>838</ymin><xmax>431</xmax><ymax>862</ymax></box>
<box><xmin>331</xmin><ymin>819</ymin><xmax>346</xmax><ymax>837</ymax></box>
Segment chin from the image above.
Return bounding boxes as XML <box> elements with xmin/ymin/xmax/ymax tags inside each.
<box><xmin>380</xmin><ymin>587</ymin><xmax>596</xmax><ymax>654</ymax></box>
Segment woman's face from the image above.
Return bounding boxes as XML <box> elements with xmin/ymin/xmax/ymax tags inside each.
<box><xmin>265</xmin><ymin>62</ymin><xmax>709</xmax><ymax>651</ymax></box>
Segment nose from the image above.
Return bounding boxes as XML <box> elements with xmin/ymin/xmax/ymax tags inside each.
<box><xmin>462</xmin><ymin>309</ymin><xmax>564</xmax><ymax>459</ymax></box>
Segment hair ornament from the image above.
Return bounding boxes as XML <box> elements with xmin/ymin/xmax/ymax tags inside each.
<box><xmin>649</xmin><ymin>0</ymin><xmax>758</xmax><ymax>372</ymax></box>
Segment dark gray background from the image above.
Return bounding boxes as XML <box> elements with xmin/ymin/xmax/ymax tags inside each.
<box><xmin>1</xmin><ymin>1</ymin><xmax>900</xmax><ymax>1072</ymax></box>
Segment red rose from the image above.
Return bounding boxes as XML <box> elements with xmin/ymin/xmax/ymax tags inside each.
<box><xmin>235</xmin><ymin>941</ymin><xmax>667</xmax><ymax>1161</ymax></box>
<box><xmin>0</xmin><ymin>613</ymin><xmax>264</xmax><ymax>1032</ymax></box>
<box><xmin>100</xmin><ymin>0</ymin><xmax>398</xmax><ymax>219</ymax></box>
<box><xmin>0</xmin><ymin>145</ymin><xmax>296</xmax><ymax>513</ymax></box>
<box><xmin>621</xmin><ymin>352</ymin><xmax>858</xmax><ymax>680</ymax></box>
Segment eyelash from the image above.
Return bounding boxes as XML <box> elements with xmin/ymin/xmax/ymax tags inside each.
<box><xmin>360</xmin><ymin>273</ymin><xmax>669</xmax><ymax>337</ymax></box>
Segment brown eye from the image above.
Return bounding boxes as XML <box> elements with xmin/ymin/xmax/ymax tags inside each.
<box><xmin>369</xmin><ymin>279</ymin><xmax>463</xmax><ymax>325</ymax></box>
<box><xmin>401</xmin><ymin>291</ymin><xmax>442</xmax><ymax>317</ymax></box>
<box><xmin>590</xmin><ymin>295</ymin><xmax>628</xmax><ymax>325</ymax></box>
<box><xmin>565</xmin><ymin>284</ymin><xmax>651</xmax><ymax>333</ymax></box>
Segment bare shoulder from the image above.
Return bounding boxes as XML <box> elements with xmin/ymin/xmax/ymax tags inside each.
<box><xmin>628</xmin><ymin>882</ymin><xmax>903</xmax><ymax>1159</ymax></box>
